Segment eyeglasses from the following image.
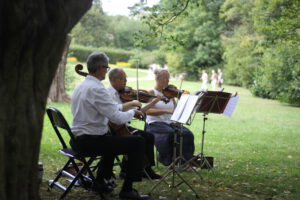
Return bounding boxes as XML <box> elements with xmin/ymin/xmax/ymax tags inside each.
<box><xmin>102</xmin><ymin>65</ymin><xmax>110</xmax><ymax>71</ymax></box>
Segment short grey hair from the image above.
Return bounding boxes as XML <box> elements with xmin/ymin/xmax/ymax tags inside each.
<box><xmin>108</xmin><ymin>68</ymin><xmax>124</xmax><ymax>81</ymax></box>
<box><xmin>154</xmin><ymin>68</ymin><xmax>169</xmax><ymax>79</ymax></box>
<box><xmin>86</xmin><ymin>52</ymin><xmax>109</xmax><ymax>73</ymax></box>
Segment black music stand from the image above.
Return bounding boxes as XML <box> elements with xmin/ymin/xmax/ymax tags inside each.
<box><xmin>148</xmin><ymin>94</ymin><xmax>202</xmax><ymax>199</ymax></box>
<box><xmin>191</xmin><ymin>91</ymin><xmax>232</xmax><ymax>169</ymax></box>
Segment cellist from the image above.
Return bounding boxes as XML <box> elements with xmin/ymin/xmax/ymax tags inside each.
<box><xmin>71</xmin><ymin>52</ymin><xmax>150</xmax><ymax>200</ymax></box>
<box><xmin>107</xmin><ymin>68</ymin><xmax>162</xmax><ymax>180</ymax></box>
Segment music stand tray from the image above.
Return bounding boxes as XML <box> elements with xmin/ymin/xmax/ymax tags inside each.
<box><xmin>191</xmin><ymin>91</ymin><xmax>232</xmax><ymax>169</ymax></box>
<box><xmin>197</xmin><ymin>91</ymin><xmax>232</xmax><ymax>114</ymax></box>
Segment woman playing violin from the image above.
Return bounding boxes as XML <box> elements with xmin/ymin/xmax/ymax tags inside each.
<box><xmin>107</xmin><ymin>68</ymin><xmax>162</xmax><ymax>180</ymax></box>
<box><xmin>145</xmin><ymin>69</ymin><xmax>195</xmax><ymax>166</ymax></box>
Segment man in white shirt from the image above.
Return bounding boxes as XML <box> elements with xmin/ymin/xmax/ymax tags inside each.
<box><xmin>107</xmin><ymin>68</ymin><xmax>162</xmax><ymax>180</ymax></box>
<box><xmin>71</xmin><ymin>52</ymin><xmax>150</xmax><ymax>200</ymax></box>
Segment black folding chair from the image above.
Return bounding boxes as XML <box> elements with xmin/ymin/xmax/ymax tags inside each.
<box><xmin>46</xmin><ymin>107</ymin><xmax>104</xmax><ymax>199</ymax></box>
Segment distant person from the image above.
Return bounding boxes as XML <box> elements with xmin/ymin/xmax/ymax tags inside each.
<box><xmin>211</xmin><ymin>70</ymin><xmax>217</xmax><ymax>90</ymax></box>
<box><xmin>200</xmin><ymin>70</ymin><xmax>208</xmax><ymax>91</ymax></box>
<box><xmin>217</xmin><ymin>69</ymin><xmax>224</xmax><ymax>89</ymax></box>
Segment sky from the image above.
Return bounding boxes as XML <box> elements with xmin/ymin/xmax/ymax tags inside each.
<box><xmin>101</xmin><ymin>0</ymin><xmax>160</xmax><ymax>16</ymax></box>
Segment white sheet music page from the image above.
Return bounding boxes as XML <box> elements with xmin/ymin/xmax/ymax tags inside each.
<box><xmin>171</xmin><ymin>94</ymin><xmax>200</xmax><ymax>124</ymax></box>
<box><xmin>223</xmin><ymin>96</ymin><xmax>239</xmax><ymax>117</ymax></box>
<box><xmin>179</xmin><ymin>95</ymin><xmax>199</xmax><ymax>123</ymax></box>
<box><xmin>171</xmin><ymin>94</ymin><xmax>189</xmax><ymax>122</ymax></box>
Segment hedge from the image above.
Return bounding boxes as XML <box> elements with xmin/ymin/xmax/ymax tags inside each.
<box><xmin>68</xmin><ymin>44</ymin><xmax>134</xmax><ymax>64</ymax></box>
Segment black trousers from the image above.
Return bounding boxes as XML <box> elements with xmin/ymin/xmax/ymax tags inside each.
<box><xmin>70</xmin><ymin>134</ymin><xmax>145</xmax><ymax>182</ymax></box>
<box><xmin>127</xmin><ymin>126</ymin><xmax>155</xmax><ymax>166</ymax></box>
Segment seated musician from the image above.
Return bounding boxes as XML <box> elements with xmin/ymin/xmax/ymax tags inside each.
<box><xmin>107</xmin><ymin>68</ymin><xmax>162</xmax><ymax>180</ymax></box>
<box><xmin>145</xmin><ymin>69</ymin><xmax>195</xmax><ymax>166</ymax></box>
<box><xmin>70</xmin><ymin>52</ymin><xmax>150</xmax><ymax>200</ymax></box>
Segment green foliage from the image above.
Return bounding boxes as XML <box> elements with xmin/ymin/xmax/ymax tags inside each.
<box><xmin>131</xmin><ymin>0</ymin><xmax>225</xmax><ymax>80</ymax></box>
<box><xmin>108</xmin><ymin>16</ymin><xmax>159</xmax><ymax>51</ymax></box>
<box><xmin>71</xmin><ymin>2</ymin><xmax>157</xmax><ymax>51</ymax></box>
<box><xmin>128</xmin><ymin>50</ymin><xmax>167</xmax><ymax>69</ymax></box>
<box><xmin>220</xmin><ymin>0</ymin><xmax>255</xmax><ymax>33</ymax></box>
<box><xmin>253</xmin><ymin>0</ymin><xmax>300</xmax><ymax>42</ymax></box>
<box><xmin>71</xmin><ymin>3</ymin><xmax>113</xmax><ymax>47</ymax></box>
<box><xmin>221</xmin><ymin>0</ymin><xmax>300</xmax><ymax>106</ymax></box>
<box><xmin>64</xmin><ymin>61</ymin><xmax>78</xmax><ymax>94</ymax></box>
<box><xmin>222</xmin><ymin>33</ymin><xmax>264</xmax><ymax>87</ymax></box>
<box><xmin>68</xmin><ymin>44</ymin><xmax>134</xmax><ymax>64</ymax></box>
<box><xmin>250</xmin><ymin>41</ymin><xmax>300</xmax><ymax>106</ymax></box>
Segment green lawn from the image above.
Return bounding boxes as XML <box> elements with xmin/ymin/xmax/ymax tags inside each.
<box><xmin>40</xmin><ymin>77</ymin><xmax>300</xmax><ymax>199</ymax></box>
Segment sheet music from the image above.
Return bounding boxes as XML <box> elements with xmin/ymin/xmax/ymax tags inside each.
<box><xmin>223</xmin><ymin>96</ymin><xmax>239</xmax><ymax>117</ymax></box>
<box><xmin>171</xmin><ymin>95</ymin><xmax>188</xmax><ymax>122</ymax></box>
<box><xmin>171</xmin><ymin>95</ymin><xmax>200</xmax><ymax>124</ymax></box>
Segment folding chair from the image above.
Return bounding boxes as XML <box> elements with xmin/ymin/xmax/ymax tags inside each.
<box><xmin>46</xmin><ymin>107</ymin><xmax>104</xmax><ymax>199</ymax></box>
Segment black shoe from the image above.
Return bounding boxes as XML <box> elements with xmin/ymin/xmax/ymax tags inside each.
<box><xmin>105</xmin><ymin>178</ymin><xmax>117</xmax><ymax>188</ymax></box>
<box><xmin>92</xmin><ymin>181</ymin><xmax>113</xmax><ymax>194</ymax></box>
<box><xmin>119</xmin><ymin>189</ymin><xmax>151</xmax><ymax>200</ymax></box>
<box><xmin>143</xmin><ymin>168</ymin><xmax>162</xmax><ymax>180</ymax></box>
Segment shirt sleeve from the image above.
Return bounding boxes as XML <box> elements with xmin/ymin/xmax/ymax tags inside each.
<box><xmin>88</xmin><ymin>86</ymin><xmax>135</xmax><ymax>125</ymax></box>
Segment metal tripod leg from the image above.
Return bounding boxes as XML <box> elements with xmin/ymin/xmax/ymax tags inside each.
<box><xmin>148</xmin><ymin>124</ymin><xmax>200</xmax><ymax>199</ymax></box>
<box><xmin>177</xmin><ymin>125</ymin><xmax>203</xmax><ymax>180</ymax></box>
<box><xmin>188</xmin><ymin>114</ymin><xmax>214</xmax><ymax>174</ymax></box>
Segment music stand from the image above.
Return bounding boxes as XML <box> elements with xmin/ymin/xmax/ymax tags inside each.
<box><xmin>148</xmin><ymin>94</ymin><xmax>202</xmax><ymax>199</ymax></box>
<box><xmin>191</xmin><ymin>91</ymin><xmax>232</xmax><ymax>169</ymax></box>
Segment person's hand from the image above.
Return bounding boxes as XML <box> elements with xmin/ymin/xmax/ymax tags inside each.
<box><xmin>131</xmin><ymin>100</ymin><xmax>142</xmax><ymax>108</ymax></box>
<box><xmin>134</xmin><ymin>110</ymin><xmax>144</xmax><ymax>120</ymax></box>
<box><xmin>151</xmin><ymin>95</ymin><xmax>162</xmax><ymax>104</ymax></box>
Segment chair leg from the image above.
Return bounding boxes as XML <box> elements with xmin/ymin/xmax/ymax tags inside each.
<box><xmin>59</xmin><ymin>158</ymin><xmax>95</xmax><ymax>199</ymax></box>
<box><xmin>49</xmin><ymin>159</ymin><xmax>73</xmax><ymax>188</ymax></box>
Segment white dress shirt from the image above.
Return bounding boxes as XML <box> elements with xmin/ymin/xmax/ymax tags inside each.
<box><xmin>107</xmin><ymin>85</ymin><xmax>123</xmax><ymax>110</ymax></box>
<box><xmin>71</xmin><ymin>75</ymin><xmax>134</xmax><ymax>137</ymax></box>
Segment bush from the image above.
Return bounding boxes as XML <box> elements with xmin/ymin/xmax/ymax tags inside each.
<box><xmin>68</xmin><ymin>44</ymin><xmax>134</xmax><ymax>64</ymax></box>
<box><xmin>223</xmin><ymin>34</ymin><xmax>263</xmax><ymax>87</ymax></box>
<box><xmin>250</xmin><ymin>41</ymin><xmax>300</xmax><ymax>106</ymax></box>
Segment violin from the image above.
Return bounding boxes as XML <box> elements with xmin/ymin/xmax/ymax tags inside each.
<box><xmin>162</xmin><ymin>84</ymin><xmax>190</xmax><ymax>99</ymax></box>
<box><xmin>75</xmin><ymin>64</ymin><xmax>169</xmax><ymax>104</ymax></box>
<box><xmin>119</xmin><ymin>87</ymin><xmax>170</xmax><ymax>104</ymax></box>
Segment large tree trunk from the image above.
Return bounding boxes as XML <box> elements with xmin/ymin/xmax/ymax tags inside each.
<box><xmin>0</xmin><ymin>1</ymin><xmax>92</xmax><ymax>200</ymax></box>
<box><xmin>48</xmin><ymin>34</ymin><xmax>72</xmax><ymax>102</ymax></box>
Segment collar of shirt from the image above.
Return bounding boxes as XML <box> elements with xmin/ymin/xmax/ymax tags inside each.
<box><xmin>86</xmin><ymin>75</ymin><xmax>101</xmax><ymax>83</ymax></box>
<box><xmin>107</xmin><ymin>85</ymin><xmax>123</xmax><ymax>110</ymax></box>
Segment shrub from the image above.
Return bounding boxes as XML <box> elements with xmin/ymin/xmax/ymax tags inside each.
<box><xmin>250</xmin><ymin>41</ymin><xmax>300</xmax><ymax>106</ymax></box>
<box><xmin>68</xmin><ymin>44</ymin><xmax>134</xmax><ymax>64</ymax></box>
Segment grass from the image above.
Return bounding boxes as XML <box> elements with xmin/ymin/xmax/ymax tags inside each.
<box><xmin>40</xmin><ymin>72</ymin><xmax>300</xmax><ymax>199</ymax></box>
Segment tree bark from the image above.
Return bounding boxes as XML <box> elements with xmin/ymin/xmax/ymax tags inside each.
<box><xmin>0</xmin><ymin>1</ymin><xmax>92</xmax><ymax>200</ymax></box>
<box><xmin>48</xmin><ymin>34</ymin><xmax>72</xmax><ymax>102</ymax></box>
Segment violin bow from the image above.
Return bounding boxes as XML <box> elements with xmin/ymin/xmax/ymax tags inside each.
<box><xmin>178</xmin><ymin>72</ymin><xmax>186</xmax><ymax>98</ymax></box>
<box><xmin>179</xmin><ymin>72</ymin><xmax>186</xmax><ymax>90</ymax></box>
<box><xmin>136</xmin><ymin>58</ymin><xmax>140</xmax><ymax>101</ymax></box>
